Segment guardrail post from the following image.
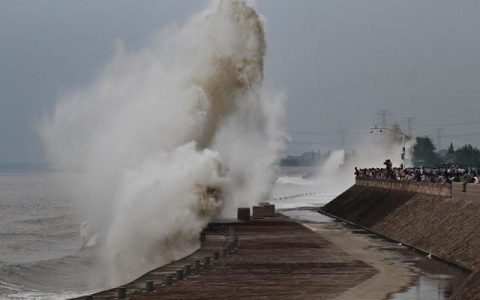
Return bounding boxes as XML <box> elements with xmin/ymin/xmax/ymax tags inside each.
<box><xmin>145</xmin><ymin>280</ymin><xmax>154</xmax><ymax>292</ymax></box>
<box><xmin>164</xmin><ymin>274</ymin><xmax>173</xmax><ymax>286</ymax></box>
<box><xmin>117</xmin><ymin>287</ymin><xmax>126</xmax><ymax>299</ymax></box>
<box><xmin>176</xmin><ymin>269</ymin><xmax>184</xmax><ymax>280</ymax></box>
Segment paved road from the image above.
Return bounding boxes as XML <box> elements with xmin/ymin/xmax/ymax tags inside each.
<box><xmin>78</xmin><ymin>213</ymin><xmax>405</xmax><ymax>299</ymax></box>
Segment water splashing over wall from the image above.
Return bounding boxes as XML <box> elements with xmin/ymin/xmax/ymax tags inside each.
<box><xmin>41</xmin><ymin>0</ymin><xmax>284</xmax><ymax>287</ymax></box>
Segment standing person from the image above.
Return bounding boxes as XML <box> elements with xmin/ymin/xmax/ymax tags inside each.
<box><xmin>384</xmin><ymin>159</ymin><xmax>393</xmax><ymax>178</ymax></box>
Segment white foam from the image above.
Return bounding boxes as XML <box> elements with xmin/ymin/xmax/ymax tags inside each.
<box><xmin>41</xmin><ymin>0</ymin><xmax>284</xmax><ymax>288</ymax></box>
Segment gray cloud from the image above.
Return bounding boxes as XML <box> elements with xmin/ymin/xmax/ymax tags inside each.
<box><xmin>1</xmin><ymin>0</ymin><xmax>479</xmax><ymax>162</ymax></box>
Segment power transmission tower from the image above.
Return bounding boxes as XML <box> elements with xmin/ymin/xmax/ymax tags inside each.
<box><xmin>436</xmin><ymin>128</ymin><xmax>443</xmax><ymax>150</ymax></box>
<box><xmin>406</xmin><ymin>117</ymin><xmax>415</xmax><ymax>138</ymax></box>
<box><xmin>375</xmin><ymin>109</ymin><xmax>392</xmax><ymax>128</ymax></box>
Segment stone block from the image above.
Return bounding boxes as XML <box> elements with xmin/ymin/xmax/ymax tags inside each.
<box><xmin>237</xmin><ymin>208</ymin><xmax>250</xmax><ymax>221</ymax></box>
<box><xmin>252</xmin><ymin>206</ymin><xmax>265</xmax><ymax>218</ymax></box>
<box><xmin>263</xmin><ymin>204</ymin><xmax>275</xmax><ymax>216</ymax></box>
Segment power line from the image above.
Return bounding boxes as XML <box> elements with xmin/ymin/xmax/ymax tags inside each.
<box><xmin>415</xmin><ymin>130</ymin><xmax>480</xmax><ymax>138</ymax></box>
<box><xmin>290</xmin><ymin>121</ymin><xmax>372</xmax><ymax>136</ymax></box>
<box><xmin>289</xmin><ymin>130</ymin><xmax>343</xmax><ymax>136</ymax></box>
<box><xmin>417</xmin><ymin>120</ymin><xmax>480</xmax><ymax>127</ymax></box>
<box><xmin>441</xmin><ymin>132</ymin><xmax>480</xmax><ymax>138</ymax></box>
<box><xmin>286</xmin><ymin>140</ymin><xmax>324</xmax><ymax>145</ymax></box>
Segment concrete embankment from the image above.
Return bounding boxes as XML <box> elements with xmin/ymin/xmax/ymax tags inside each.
<box><xmin>77</xmin><ymin>214</ymin><xmax>381</xmax><ymax>299</ymax></box>
<box><xmin>322</xmin><ymin>179</ymin><xmax>480</xmax><ymax>299</ymax></box>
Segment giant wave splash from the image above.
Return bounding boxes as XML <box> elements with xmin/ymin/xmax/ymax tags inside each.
<box><xmin>42</xmin><ymin>0</ymin><xmax>284</xmax><ymax>287</ymax></box>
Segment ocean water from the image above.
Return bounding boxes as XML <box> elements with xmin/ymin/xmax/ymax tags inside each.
<box><xmin>0</xmin><ymin>171</ymin><xmax>465</xmax><ymax>300</ymax></box>
<box><xmin>0</xmin><ymin>172</ymin><xmax>333</xmax><ymax>299</ymax></box>
<box><xmin>0</xmin><ymin>173</ymin><xmax>96</xmax><ymax>300</ymax></box>
<box><xmin>271</xmin><ymin>176</ymin><xmax>339</xmax><ymax>209</ymax></box>
<box><xmin>271</xmin><ymin>169</ymin><xmax>354</xmax><ymax>209</ymax></box>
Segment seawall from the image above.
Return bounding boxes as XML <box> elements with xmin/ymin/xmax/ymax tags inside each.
<box><xmin>355</xmin><ymin>177</ymin><xmax>452</xmax><ymax>196</ymax></box>
<box><xmin>76</xmin><ymin>213</ymin><xmax>380</xmax><ymax>299</ymax></box>
<box><xmin>322</xmin><ymin>179</ymin><xmax>480</xmax><ymax>299</ymax></box>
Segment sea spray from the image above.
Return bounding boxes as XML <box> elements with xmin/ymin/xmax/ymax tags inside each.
<box><xmin>310</xmin><ymin>133</ymin><xmax>413</xmax><ymax>200</ymax></box>
<box><xmin>272</xmin><ymin>132</ymin><xmax>413</xmax><ymax>210</ymax></box>
<box><xmin>41</xmin><ymin>0</ymin><xmax>284</xmax><ymax>287</ymax></box>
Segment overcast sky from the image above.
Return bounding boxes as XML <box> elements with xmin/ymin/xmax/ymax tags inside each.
<box><xmin>1</xmin><ymin>0</ymin><xmax>480</xmax><ymax>163</ymax></box>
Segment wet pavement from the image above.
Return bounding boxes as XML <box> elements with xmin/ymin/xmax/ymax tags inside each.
<box><xmin>76</xmin><ymin>209</ymin><xmax>469</xmax><ymax>299</ymax></box>
<box><xmin>77</xmin><ymin>214</ymin><xmax>380</xmax><ymax>299</ymax></box>
<box><xmin>282</xmin><ymin>209</ymin><xmax>470</xmax><ymax>300</ymax></box>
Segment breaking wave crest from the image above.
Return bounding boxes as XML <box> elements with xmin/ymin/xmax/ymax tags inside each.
<box><xmin>41</xmin><ymin>0</ymin><xmax>284</xmax><ymax>288</ymax></box>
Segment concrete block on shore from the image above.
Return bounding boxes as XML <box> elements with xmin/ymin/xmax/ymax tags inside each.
<box><xmin>252</xmin><ymin>206</ymin><xmax>265</xmax><ymax>218</ymax></box>
<box><xmin>263</xmin><ymin>204</ymin><xmax>276</xmax><ymax>216</ymax></box>
<box><xmin>237</xmin><ymin>208</ymin><xmax>250</xmax><ymax>221</ymax></box>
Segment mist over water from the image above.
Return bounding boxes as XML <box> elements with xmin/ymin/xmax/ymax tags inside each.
<box><xmin>273</xmin><ymin>136</ymin><xmax>412</xmax><ymax>209</ymax></box>
<box><xmin>42</xmin><ymin>0</ymin><xmax>284</xmax><ymax>288</ymax></box>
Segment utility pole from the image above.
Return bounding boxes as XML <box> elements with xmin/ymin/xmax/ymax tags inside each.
<box><xmin>341</xmin><ymin>129</ymin><xmax>346</xmax><ymax>150</ymax></box>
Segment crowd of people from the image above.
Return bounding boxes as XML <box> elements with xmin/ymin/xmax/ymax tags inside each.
<box><xmin>354</xmin><ymin>160</ymin><xmax>480</xmax><ymax>184</ymax></box>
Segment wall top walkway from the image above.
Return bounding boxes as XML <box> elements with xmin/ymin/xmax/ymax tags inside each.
<box><xmin>77</xmin><ymin>215</ymin><xmax>378</xmax><ymax>299</ymax></box>
<box><xmin>356</xmin><ymin>178</ymin><xmax>480</xmax><ymax>200</ymax></box>
<box><xmin>452</xmin><ymin>182</ymin><xmax>480</xmax><ymax>201</ymax></box>
<box><xmin>355</xmin><ymin>178</ymin><xmax>451</xmax><ymax>197</ymax></box>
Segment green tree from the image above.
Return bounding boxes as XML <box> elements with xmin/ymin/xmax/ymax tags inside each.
<box><xmin>455</xmin><ymin>144</ymin><xmax>480</xmax><ymax>167</ymax></box>
<box><xmin>413</xmin><ymin>136</ymin><xmax>438</xmax><ymax>167</ymax></box>
<box><xmin>444</xmin><ymin>142</ymin><xmax>456</xmax><ymax>164</ymax></box>
<box><xmin>447</xmin><ymin>142</ymin><xmax>455</xmax><ymax>155</ymax></box>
